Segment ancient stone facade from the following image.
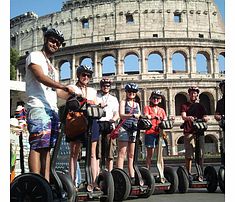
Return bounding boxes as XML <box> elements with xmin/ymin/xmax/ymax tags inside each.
<box><xmin>10</xmin><ymin>0</ymin><xmax>225</xmax><ymax>155</ymax></box>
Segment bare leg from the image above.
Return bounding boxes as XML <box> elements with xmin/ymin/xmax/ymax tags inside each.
<box><xmin>116</xmin><ymin>141</ymin><xmax>128</xmax><ymax>169</ymax></box>
<box><xmin>40</xmin><ymin>148</ymin><xmax>51</xmax><ymax>182</ymax></box>
<box><xmin>91</xmin><ymin>141</ymin><xmax>98</xmax><ymax>184</ymax></box>
<box><xmin>69</xmin><ymin>142</ymin><xmax>80</xmax><ymax>184</ymax></box>
<box><xmin>106</xmin><ymin>159</ymin><xmax>113</xmax><ymax>172</ymax></box>
<box><xmin>29</xmin><ymin>148</ymin><xmax>51</xmax><ymax>182</ymax></box>
<box><xmin>128</xmin><ymin>142</ymin><xmax>135</xmax><ymax>178</ymax></box>
<box><xmin>146</xmin><ymin>147</ymin><xmax>154</xmax><ymax>169</ymax></box>
<box><xmin>28</xmin><ymin>149</ymin><xmax>41</xmax><ymax>175</ymax></box>
<box><xmin>185</xmin><ymin>158</ymin><xmax>192</xmax><ymax>174</ymax></box>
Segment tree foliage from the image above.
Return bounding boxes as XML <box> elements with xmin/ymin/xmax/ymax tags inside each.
<box><xmin>10</xmin><ymin>48</ymin><xmax>20</xmax><ymax>80</ymax></box>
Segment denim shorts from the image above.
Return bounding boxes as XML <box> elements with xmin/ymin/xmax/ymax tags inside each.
<box><xmin>118</xmin><ymin>127</ymin><xmax>137</xmax><ymax>143</ymax></box>
<box><xmin>145</xmin><ymin>133</ymin><xmax>166</xmax><ymax>148</ymax></box>
<box><xmin>26</xmin><ymin>107</ymin><xmax>59</xmax><ymax>150</ymax></box>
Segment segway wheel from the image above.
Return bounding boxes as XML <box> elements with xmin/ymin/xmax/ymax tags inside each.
<box><xmin>204</xmin><ymin>166</ymin><xmax>218</xmax><ymax>193</ymax></box>
<box><xmin>139</xmin><ymin>167</ymin><xmax>155</xmax><ymax>198</ymax></box>
<box><xmin>10</xmin><ymin>173</ymin><xmax>53</xmax><ymax>202</ymax></box>
<box><xmin>177</xmin><ymin>166</ymin><xmax>189</xmax><ymax>193</ymax></box>
<box><xmin>97</xmin><ymin>170</ymin><xmax>114</xmax><ymax>202</ymax></box>
<box><xmin>111</xmin><ymin>168</ymin><xmax>131</xmax><ymax>201</ymax></box>
<box><xmin>57</xmin><ymin>171</ymin><xmax>76</xmax><ymax>202</ymax></box>
<box><xmin>218</xmin><ymin>166</ymin><xmax>225</xmax><ymax>193</ymax></box>
<box><xmin>164</xmin><ymin>166</ymin><xmax>178</xmax><ymax>194</ymax></box>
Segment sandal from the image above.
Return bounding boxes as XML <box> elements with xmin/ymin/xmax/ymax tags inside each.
<box><xmin>92</xmin><ymin>182</ymin><xmax>101</xmax><ymax>191</ymax></box>
<box><xmin>94</xmin><ymin>186</ymin><xmax>101</xmax><ymax>191</ymax></box>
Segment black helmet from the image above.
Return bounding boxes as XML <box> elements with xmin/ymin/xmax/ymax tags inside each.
<box><xmin>219</xmin><ymin>80</ymin><xmax>225</xmax><ymax>89</ymax></box>
<box><xmin>125</xmin><ymin>83</ymin><xmax>139</xmax><ymax>93</ymax></box>
<box><xmin>188</xmin><ymin>86</ymin><xmax>200</xmax><ymax>94</ymax></box>
<box><xmin>100</xmin><ymin>77</ymin><xmax>112</xmax><ymax>86</ymax></box>
<box><xmin>76</xmin><ymin>65</ymin><xmax>93</xmax><ymax>75</ymax></box>
<box><xmin>150</xmin><ymin>90</ymin><xmax>162</xmax><ymax>98</ymax></box>
<box><xmin>44</xmin><ymin>28</ymin><xmax>65</xmax><ymax>43</ymax></box>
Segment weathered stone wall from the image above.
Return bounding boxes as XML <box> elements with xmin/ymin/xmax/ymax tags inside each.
<box><xmin>10</xmin><ymin>0</ymin><xmax>224</xmax><ymax>55</ymax></box>
<box><xmin>10</xmin><ymin>0</ymin><xmax>225</xmax><ymax>155</ymax></box>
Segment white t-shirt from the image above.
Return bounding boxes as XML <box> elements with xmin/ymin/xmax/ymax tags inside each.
<box><xmin>25</xmin><ymin>51</ymin><xmax>58</xmax><ymax>111</ymax></box>
<box><xmin>97</xmin><ymin>92</ymin><xmax>119</xmax><ymax>121</ymax></box>
<box><xmin>68</xmin><ymin>85</ymin><xmax>97</xmax><ymax>104</ymax></box>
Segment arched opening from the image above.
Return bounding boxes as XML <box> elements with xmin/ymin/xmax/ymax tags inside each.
<box><xmin>196</xmin><ymin>53</ymin><xmax>208</xmax><ymax>74</ymax></box>
<box><xmin>80</xmin><ymin>57</ymin><xmax>93</xmax><ymax>67</ymax></box>
<box><xmin>175</xmin><ymin>93</ymin><xmax>187</xmax><ymax>116</ymax></box>
<box><xmin>124</xmin><ymin>54</ymin><xmax>139</xmax><ymax>74</ymax></box>
<box><xmin>60</xmin><ymin>61</ymin><xmax>71</xmax><ymax>80</ymax></box>
<box><xmin>177</xmin><ymin>136</ymin><xmax>185</xmax><ymax>154</ymax></box>
<box><xmin>102</xmin><ymin>55</ymin><xmax>116</xmax><ymax>76</ymax></box>
<box><xmin>204</xmin><ymin>135</ymin><xmax>218</xmax><ymax>154</ymax></box>
<box><xmin>199</xmin><ymin>93</ymin><xmax>212</xmax><ymax>115</ymax></box>
<box><xmin>218</xmin><ymin>53</ymin><xmax>225</xmax><ymax>74</ymax></box>
<box><xmin>172</xmin><ymin>52</ymin><xmax>186</xmax><ymax>73</ymax></box>
<box><xmin>147</xmin><ymin>53</ymin><xmax>163</xmax><ymax>73</ymax></box>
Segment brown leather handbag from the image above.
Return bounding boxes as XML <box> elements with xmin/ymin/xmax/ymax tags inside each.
<box><xmin>65</xmin><ymin>111</ymin><xmax>88</xmax><ymax>139</ymax></box>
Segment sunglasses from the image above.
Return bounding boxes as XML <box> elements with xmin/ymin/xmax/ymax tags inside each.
<box><xmin>48</xmin><ymin>37</ymin><xmax>61</xmax><ymax>47</ymax></box>
<box><xmin>102</xmin><ymin>84</ymin><xmax>111</xmax><ymax>88</ymax></box>
<box><xmin>127</xmin><ymin>90</ymin><xmax>137</xmax><ymax>93</ymax></box>
<box><xmin>152</xmin><ymin>97</ymin><xmax>161</xmax><ymax>100</ymax></box>
<box><xmin>81</xmin><ymin>73</ymin><xmax>92</xmax><ymax>78</ymax></box>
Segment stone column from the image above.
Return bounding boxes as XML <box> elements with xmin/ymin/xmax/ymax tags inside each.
<box><xmin>164</xmin><ymin>47</ymin><xmax>169</xmax><ymax>74</ymax></box>
<box><xmin>140</xmin><ymin>48</ymin><xmax>147</xmax><ymax>74</ymax></box>
<box><xmin>186</xmin><ymin>56</ymin><xmax>190</xmax><ymax>73</ymax></box>
<box><xmin>212</xmin><ymin>48</ymin><xmax>219</xmax><ymax>76</ymax></box>
<box><xmin>209</xmin><ymin>56</ymin><xmax>213</xmax><ymax>74</ymax></box>
<box><xmin>165</xmin><ymin>48</ymin><xmax>171</xmax><ymax>76</ymax></box>
<box><xmin>72</xmin><ymin>54</ymin><xmax>76</xmax><ymax>81</ymax></box>
<box><xmin>116</xmin><ymin>50</ymin><xmax>123</xmax><ymax>75</ymax></box>
<box><xmin>97</xmin><ymin>60</ymin><xmax>102</xmax><ymax>78</ymax></box>
<box><xmin>167</xmin><ymin>87</ymin><xmax>173</xmax><ymax>116</ymax></box>
<box><xmin>93</xmin><ymin>51</ymin><xmax>98</xmax><ymax>79</ymax></box>
<box><xmin>189</xmin><ymin>47</ymin><xmax>196</xmax><ymax>77</ymax></box>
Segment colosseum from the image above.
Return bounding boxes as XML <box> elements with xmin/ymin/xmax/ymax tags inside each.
<box><xmin>10</xmin><ymin>0</ymin><xmax>225</xmax><ymax>156</ymax></box>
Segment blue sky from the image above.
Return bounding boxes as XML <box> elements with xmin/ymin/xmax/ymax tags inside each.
<box><xmin>10</xmin><ymin>0</ymin><xmax>224</xmax><ymax>20</ymax></box>
<box><xmin>10</xmin><ymin>0</ymin><xmax>225</xmax><ymax>78</ymax></box>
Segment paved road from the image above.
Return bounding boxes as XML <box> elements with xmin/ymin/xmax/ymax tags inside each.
<box><xmin>126</xmin><ymin>188</ymin><xmax>224</xmax><ymax>202</ymax></box>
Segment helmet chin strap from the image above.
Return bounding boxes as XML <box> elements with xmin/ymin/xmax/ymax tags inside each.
<box><xmin>77</xmin><ymin>80</ymin><xmax>87</xmax><ymax>88</ymax></box>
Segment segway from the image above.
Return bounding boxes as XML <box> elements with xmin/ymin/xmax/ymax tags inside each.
<box><xmin>152</xmin><ymin>117</ymin><xmax>179</xmax><ymax>194</ymax></box>
<box><xmin>177</xmin><ymin>119</ymin><xmax>218</xmax><ymax>193</ymax></box>
<box><xmin>111</xmin><ymin>116</ymin><xmax>155</xmax><ymax>201</ymax></box>
<box><xmin>10</xmin><ymin>115</ymin><xmax>76</xmax><ymax>202</ymax></box>
<box><xmin>218</xmin><ymin>115</ymin><xmax>225</xmax><ymax>193</ymax></box>
<box><xmin>10</xmin><ymin>94</ymin><xmax>114</xmax><ymax>202</ymax></box>
<box><xmin>64</xmin><ymin>94</ymin><xmax>114</xmax><ymax>201</ymax></box>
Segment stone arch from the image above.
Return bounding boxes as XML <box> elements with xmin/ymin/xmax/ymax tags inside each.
<box><xmin>101</xmin><ymin>55</ymin><xmax>116</xmax><ymax>76</ymax></box>
<box><xmin>195</xmin><ymin>50</ymin><xmax>212</xmax><ymax>74</ymax></box>
<box><xmin>175</xmin><ymin>92</ymin><xmax>188</xmax><ymax>116</ymax></box>
<box><xmin>147</xmin><ymin>52</ymin><xmax>163</xmax><ymax>73</ymax></box>
<box><xmin>172</xmin><ymin>51</ymin><xmax>187</xmax><ymax>73</ymax></box>
<box><xmin>80</xmin><ymin>56</ymin><xmax>93</xmax><ymax>67</ymax></box>
<box><xmin>123</xmin><ymin>52</ymin><xmax>140</xmax><ymax>74</ymax></box>
<box><xmin>59</xmin><ymin>60</ymin><xmax>72</xmax><ymax>80</ymax></box>
<box><xmin>199</xmin><ymin>91</ymin><xmax>214</xmax><ymax>115</ymax></box>
<box><xmin>204</xmin><ymin>134</ymin><xmax>218</xmax><ymax>154</ymax></box>
<box><xmin>121</xmin><ymin>49</ymin><xmax>140</xmax><ymax>60</ymax></box>
<box><xmin>169</xmin><ymin>48</ymin><xmax>189</xmax><ymax>73</ymax></box>
<box><xmin>218</xmin><ymin>53</ymin><xmax>225</xmax><ymax>74</ymax></box>
<box><xmin>176</xmin><ymin>135</ymin><xmax>185</xmax><ymax>154</ymax></box>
